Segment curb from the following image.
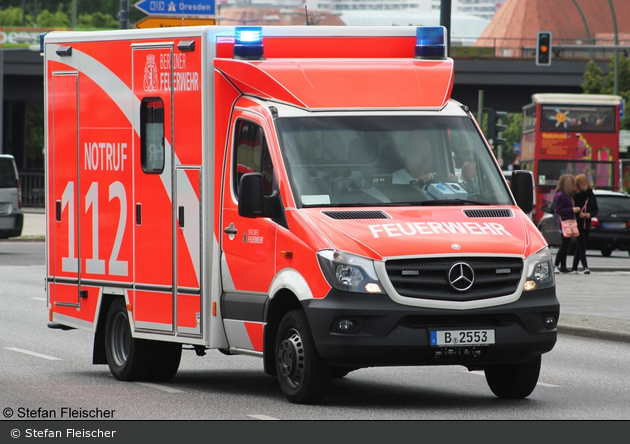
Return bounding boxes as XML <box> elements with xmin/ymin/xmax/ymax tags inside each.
<box><xmin>558</xmin><ymin>323</ymin><xmax>630</xmax><ymax>344</ymax></box>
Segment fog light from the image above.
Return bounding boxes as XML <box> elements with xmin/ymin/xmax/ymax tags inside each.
<box><xmin>544</xmin><ymin>316</ymin><xmax>557</xmax><ymax>328</ymax></box>
<box><xmin>524</xmin><ymin>280</ymin><xmax>537</xmax><ymax>291</ymax></box>
<box><xmin>338</xmin><ymin>319</ymin><xmax>355</xmax><ymax>331</ymax></box>
<box><xmin>365</xmin><ymin>283</ymin><xmax>382</xmax><ymax>293</ymax></box>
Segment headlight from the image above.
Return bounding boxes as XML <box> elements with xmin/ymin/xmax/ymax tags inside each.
<box><xmin>317</xmin><ymin>250</ymin><xmax>385</xmax><ymax>294</ymax></box>
<box><xmin>523</xmin><ymin>247</ymin><xmax>554</xmax><ymax>292</ymax></box>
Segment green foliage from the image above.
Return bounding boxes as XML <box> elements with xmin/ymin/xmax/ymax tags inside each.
<box><xmin>37</xmin><ymin>5</ymin><xmax>72</xmax><ymax>28</ymax></box>
<box><xmin>78</xmin><ymin>12</ymin><xmax>118</xmax><ymax>29</ymax></box>
<box><xmin>0</xmin><ymin>6</ymin><xmax>33</xmax><ymax>26</ymax></box>
<box><xmin>581</xmin><ymin>55</ymin><xmax>630</xmax><ymax>130</ymax></box>
<box><xmin>581</xmin><ymin>60</ymin><xmax>604</xmax><ymax>94</ymax></box>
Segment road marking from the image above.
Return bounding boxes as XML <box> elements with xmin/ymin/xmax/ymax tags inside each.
<box><xmin>463</xmin><ymin>369</ymin><xmax>560</xmax><ymax>387</ymax></box>
<box><xmin>5</xmin><ymin>347</ymin><xmax>62</xmax><ymax>361</ymax></box>
<box><xmin>248</xmin><ymin>414</ymin><xmax>280</xmax><ymax>420</ymax></box>
<box><xmin>135</xmin><ymin>382</ymin><xmax>184</xmax><ymax>394</ymax></box>
<box><xmin>31</xmin><ymin>297</ymin><xmax>46</xmax><ymax>301</ymax></box>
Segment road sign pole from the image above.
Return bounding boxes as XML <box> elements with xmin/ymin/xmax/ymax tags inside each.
<box><xmin>120</xmin><ymin>0</ymin><xmax>129</xmax><ymax>29</ymax></box>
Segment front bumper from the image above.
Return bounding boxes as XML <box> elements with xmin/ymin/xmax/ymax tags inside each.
<box><xmin>302</xmin><ymin>287</ymin><xmax>559</xmax><ymax>369</ymax></box>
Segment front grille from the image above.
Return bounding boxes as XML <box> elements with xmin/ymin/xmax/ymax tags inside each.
<box><xmin>463</xmin><ymin>209</ymin><xmax>513</xmax><ymax>218</ymax></box>
<box><xmin>321</xmin><ymin>210</ymin><xmax>390</xmax><ymax>220</ymax></box>
<box><xmin>385</xmin><ymin>257</ymin><xmax>523</xmax><ymax>302</ymax></box>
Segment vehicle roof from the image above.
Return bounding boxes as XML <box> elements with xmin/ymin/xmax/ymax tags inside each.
<box><xmin>531</xmin><ymin>93</ymin><xmax>622</xmax><ymax>106</ymax></box>
<box><xmin>0</xmin><ymin>154</ymin><xmax>16</xmax><ymax>159</ymax></box>
<box><xmin>593</xmin><ymin>190</ymin><xmax>630</xmax><ymax>197</ymax></box>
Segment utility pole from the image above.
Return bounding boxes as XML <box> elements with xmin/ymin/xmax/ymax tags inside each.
<box><xmin>72</xmin><ymin>0</ymin><xmax>77</xmax><ymax>28</ymax></box>
<box><xmin>440</xmin><ymin>0</ymin><xmax>451</xmax><ymax>56</ymax></box>
<box><xmin>571</xmin><ymin>0</ymin><xmax>593</xmax><ymax>61</ymax></box>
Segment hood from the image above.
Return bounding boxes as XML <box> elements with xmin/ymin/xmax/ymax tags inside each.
<box><xmin>302</xmin><ymin>206</ymin><xmax>546</xmax><ymax>260</ymax></box>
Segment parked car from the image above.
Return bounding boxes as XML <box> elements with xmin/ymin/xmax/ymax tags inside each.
<box><xmin>0</xmin><ymin>154</ymin><xmax>23</xmax><ymax>239</ymax></box>
<box><xmin>538</xmin><ymin>190</ymin><xmax>630</xmax><ymax>256</ymax></box>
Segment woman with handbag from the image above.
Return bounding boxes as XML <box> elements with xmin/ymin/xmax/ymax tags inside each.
<box><xmin>553</xmin><ymin>174</ymin><xmax>580</xmax><ymax>274</ymax></box>
<box><xmin>571</xmin><ymin>174</ymin><xmax>599</xmax><ymax>274</ymax></box>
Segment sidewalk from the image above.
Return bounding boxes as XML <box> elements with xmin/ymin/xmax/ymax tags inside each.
<box><xmin>8</xmin><ymin>210</ymin><xmax>630</xmax><ymax>343</ymax></box>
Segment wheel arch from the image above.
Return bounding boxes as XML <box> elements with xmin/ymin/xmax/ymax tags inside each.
<box><xmin>92</xmin><ymin>293</ymin><xmax>122</xmax><ymax>365</ymax></box>
<box><xmin>262</xmin><ymin>288</ymin><xmax>303</xmax><ymax>376</ymax></box>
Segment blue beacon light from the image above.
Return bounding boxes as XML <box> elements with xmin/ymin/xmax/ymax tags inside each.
<box><xmin>415</xmin><ymin>26</ymin><xmax>446</xmax><ymax>59</ymax></box>
<box><xmin>233</xmin><ymin>27</ymin><xmax>264</xmax><ymax>60</ymax></box>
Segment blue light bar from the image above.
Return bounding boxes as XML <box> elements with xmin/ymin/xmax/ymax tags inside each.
<box><xmin>233</xmin><ymin>27</ymin><xmax>264</xmax><ymax>60</ymax></box>
<box><xmin>40</xmin><ymin>33</ymin><xmax>46</xmax><ymax>53</ymax></box>
<box><xmin>415</xmin><ymin>26</ymin><xmax>446</xmax><ymax>59</ymax></box>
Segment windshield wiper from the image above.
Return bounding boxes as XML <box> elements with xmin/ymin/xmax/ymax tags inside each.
<box><xmin>419</xmin><ymin>199</ymin><xmax>494</xmax><ymax>206</ymax></box>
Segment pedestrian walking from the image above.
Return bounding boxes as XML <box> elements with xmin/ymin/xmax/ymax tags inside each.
<box><xmin>553</xmin><ymin>174</ymin><xmax>580</xmax><ymax>273</ymax></box>
<box><xmin>571</xmin><ymin>174</ymin><xmax>598</xmax><ymax>274</ymax></box>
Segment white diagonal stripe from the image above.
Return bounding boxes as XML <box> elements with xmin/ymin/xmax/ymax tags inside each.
<box><xmin>5</xmin><ymin>347</ymin><xmax>62</xmax><ymax>361</ymax></box>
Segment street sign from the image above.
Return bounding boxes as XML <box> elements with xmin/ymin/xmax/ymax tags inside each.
<box><xmin>135</xmin><ymin>0</ymin><xmax>216</xmax><ymax>17</ymax></box>
<box><xmin>135</xmin><ymin>16</ymin><xmax>216</xmax><ymax>28</ymax></box>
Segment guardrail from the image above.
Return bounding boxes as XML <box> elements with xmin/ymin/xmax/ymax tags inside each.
<box><xmin>19</xmin><ymin>171</ymin><xmax>44</xmax><ymax>208</ymax></box>
<box><xmin>451</xmin><ymin>37</ymin><xmax>630</xmax><ymax>61</ymax></box>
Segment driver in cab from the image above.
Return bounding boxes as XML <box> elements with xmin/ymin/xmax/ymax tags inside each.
<box><xmin>393</xmin><ymin>132</ymin><xmax>457</xmax><ymax>185</ymax></box>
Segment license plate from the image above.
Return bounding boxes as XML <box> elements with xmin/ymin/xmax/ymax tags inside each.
<box><xmin>601</xmin><ymin>221</ymin><xmax>626</xmax><ymax>230</ymax></box>
<box><xmin>430</xmin><ymin>329</ymin><xmax>495</xmax><ymax>347</ymax></box>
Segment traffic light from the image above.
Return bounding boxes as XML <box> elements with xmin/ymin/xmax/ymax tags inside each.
<box><xmin>484</xmin><ymin>108</ymin><xmax>508</xmax><ymax>147</ymax></box>
<box><xmin>536</xmin><ymin>31</ymin><xmax>552</xmax><ymax>66</ymax></box>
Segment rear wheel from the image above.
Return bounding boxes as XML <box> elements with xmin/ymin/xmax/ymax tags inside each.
<box><xmin>146</xmin><ymin>342</ymin><xmax>182</xmax><ymax>382</ymax></box>
<box><xmin>104</xmin><ymin>299</ymin><xmax>153</xmax><ymax>381</ymax></box>
<box><xmin>484</xmin><ymin>356</ymin><xmax>541</xmax><ymax>399</ymax></box>
<box><xmin>275</xmin><ymin>310</ymin><xmax>331</xmax><ymax>404</ymax></box>
<box><xmin>601</xmin><ymin>248</ymin><xmax>613</xmax><ymax>257</ymax></box>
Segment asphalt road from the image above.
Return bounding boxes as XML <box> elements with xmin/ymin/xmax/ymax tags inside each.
<box><xmin>1</xmin><ymin>263</ymin><xmax>629</xmax><ymax>420</ymax></box>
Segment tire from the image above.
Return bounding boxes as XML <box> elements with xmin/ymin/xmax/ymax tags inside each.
<box><xmin>275</xmin><ymin>310</ymin><xmax>331</xmax><ymax>404</ymax></box>
<box><xmin>330</xmin><ymin>367</ymin><xmax>357</xmax><ymax>379</ymax></box>
<box><xmin>104</xmin><ymin>298</ymin><xmax>154</xmax><ymax>381</ymax></box>
<box><xmin>484</xmin><ymin>355</ymin><xmax>541</xmax><ymax>399</ymax></box>
<box><xmin>601</xmin><ymin>248</ymin><xmax>613</xmax><ymax>257</ymax></box>
<box><xmin>146</xmin><ymin>342</ymin><xmax>182</xmax><ymax>382</ymax></box>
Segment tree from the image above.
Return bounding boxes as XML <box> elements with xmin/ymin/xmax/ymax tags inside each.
<box><xmin>37</xmin><ymin>6</ymin><xmax>71</xmax><ymax>28</ymax></box>
<box><xmin>581</xmin><ymin>60</ymin><xmax>604</xmax><ymax>94</ymax></box>
<box><xmin>0</xmin><ymin>6</ymin><xmax>33</xmax><ymax>26</ymax></box>
<box><xmin>581</xmin><ymin>55</ymin><xmax>630</xmax><ymax>130</ymax></box>
<box><xmin>78</xmin><ymin>12</ymin><xmax>118</xmax><ymax>29</ymax></box>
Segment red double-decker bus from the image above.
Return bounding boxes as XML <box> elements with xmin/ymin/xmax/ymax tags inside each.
<box><xmin>520</xmin><ymin>93</ymin><xmax>623</xmax><ymax>223</ymax></box>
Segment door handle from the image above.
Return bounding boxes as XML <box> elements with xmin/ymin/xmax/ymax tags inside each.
<box><xmin>224</xmin><ymin>224</ymin><xmax>237</xmax><ymax>235</ymax></box>
<box><xmin>178</xmin><ymin>206</ymin><xmax>185</xmax><ymax>228</ymax></box>
<box><xmin>136</xmin><ymin>203</ymin><xmax>142</xmax><ymax>226</ymax></box>
<box><xmin>56</xmin><ymin>200</ymin><xmax>61</xmax><ymax>222</ymax></box>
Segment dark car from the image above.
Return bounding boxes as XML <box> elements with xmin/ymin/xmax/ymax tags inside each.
<box><xmin>538</xmin><ymin>190</ymin><xmax>630</xmax><ymax>256</ymax></box>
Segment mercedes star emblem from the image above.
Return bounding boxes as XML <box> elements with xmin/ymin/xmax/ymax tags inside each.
<box><xmin>448</xmin><ymin>262</ymin><xmax>475</xmax><ymax>292</ymax></box>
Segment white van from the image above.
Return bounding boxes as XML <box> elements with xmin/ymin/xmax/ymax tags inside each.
<box><xmin>0</xmin><ymin>154</ymin><xmax>23</xmax><ymax>239</ymax></box>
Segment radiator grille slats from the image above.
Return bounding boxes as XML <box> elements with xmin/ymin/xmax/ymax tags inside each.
<box><xmin>385</xmin><ymin>257</ymin><xmax>523</xmax><ymax>302</ymax></box>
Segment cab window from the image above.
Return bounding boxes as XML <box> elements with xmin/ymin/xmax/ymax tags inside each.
<box><xmin>141</xmin><ymin>98</ymin><xmax>165</xmax><ymax>174</ymax></box>
<box><xmin>233</xmin><ymin>119</ymin><xmax>275</xmax><ymax>197</ymax></box>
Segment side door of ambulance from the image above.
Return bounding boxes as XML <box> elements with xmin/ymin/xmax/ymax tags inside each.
<box><xmin>132</xmin><ymin>45</ymin><xmax>175</xmax><ymax>332</ymax></box>
<box><xmin>221</xmin><ymin>114</ymin><xmax>277</xmax><ymax>352</ymax></box>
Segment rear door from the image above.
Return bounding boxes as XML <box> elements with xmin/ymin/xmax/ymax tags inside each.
<box><xmin>50</xmin><ymin>72</ymin><xmax>80</xmax><ymax>306</ymax></box>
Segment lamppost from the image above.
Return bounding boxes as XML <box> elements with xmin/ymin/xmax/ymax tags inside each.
<box><xmin>571</xmin><ymin>0</ymin><xmax>593</xmax><ymax>61</ymax></box>
<box><xmin>607</xmin><ymin>0</ymin><xmax>619</xmax><ymax>96</ymax></box>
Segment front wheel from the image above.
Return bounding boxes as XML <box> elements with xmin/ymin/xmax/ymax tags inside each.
<box><xmin>104</xmin><ymin>298</ymin><xmax>154</xmax><ymax>381</ymax></box>
<box><xmin>275</xmin><ymin>310</ymin><xmax>331</xmax><ymax>404</ymax></box>
<box><xmin>484</xmin><ymin>356</ymin><xmax>541</xmax><ymax>399</ymax></box>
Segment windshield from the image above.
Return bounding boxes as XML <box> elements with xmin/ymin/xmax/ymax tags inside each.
<box><xmin>275</xmin><ymin>116</ymin><xmax>512</xmax><ymax>207</ymax></box>
<box><xmin>0</xmin><ymin>158</ymin><xmax>17</xmax><ymax>189</ymax></box>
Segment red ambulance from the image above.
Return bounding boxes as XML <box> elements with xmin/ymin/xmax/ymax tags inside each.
<box><xmin>44</xmin><ymin>25</ymin><xmax>559</xmax><ymax>404</ymax></box>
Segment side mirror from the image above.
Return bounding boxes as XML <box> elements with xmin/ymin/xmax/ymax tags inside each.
<box><xmin>511</xmin><ymin>170</ymin><xmax>534</xmax><ymax>214</ymax></box>
<box><xmin>238</xmin><ymin>173</ymin><xmax>265</xmax><ymax>218</ymax></box>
